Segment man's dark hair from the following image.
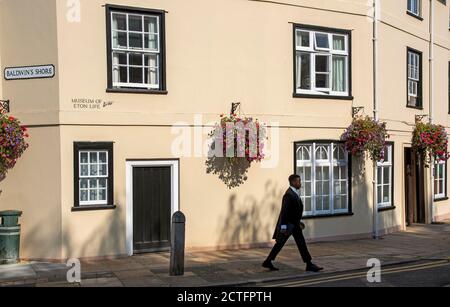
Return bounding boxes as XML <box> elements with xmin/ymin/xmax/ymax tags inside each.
<box><xmin>289</xmin><ymin>174</ymin><xmax>301</xmax><ymax>185</ymax></box>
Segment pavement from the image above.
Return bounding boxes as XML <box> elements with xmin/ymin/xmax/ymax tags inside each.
<box><xmin>0</xmin><ymin>221</ymin><xmax>449</xmax><ymax>287</ymax></box>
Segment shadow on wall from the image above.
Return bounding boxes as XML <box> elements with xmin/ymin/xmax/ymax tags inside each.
<box><xmin>23</xmin><ymin>204</ymin><xmax>125</xmax><ymax>260</ymax></box>
<box><xmin>205</xmin><ymin>139</ymin><xmax>252</xmax><ymax>189</ymax></box>
<box><xmin>65</xmin><ymin>205</ymin><xmax>125</xmax><ymax>259</ymax></box>
<box><xmin>216</xmin><ymin>180</ymin><xmax>283</xmax><ymax>246</ymax></box>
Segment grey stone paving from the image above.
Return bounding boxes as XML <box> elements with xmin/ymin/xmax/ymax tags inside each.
<box><xmin>0</xmin><ymin>221</ymin><xmax>449</xmax><ymax>287</ymax></box>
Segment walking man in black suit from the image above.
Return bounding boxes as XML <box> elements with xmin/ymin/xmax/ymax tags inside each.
<box><xmin>263</xmin><ymin>174</ymin><xmax>323</xmax><ymax>272</ymax></box>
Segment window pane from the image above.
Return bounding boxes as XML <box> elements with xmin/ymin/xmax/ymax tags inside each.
<box><xmin>323</xmin><ymin>166</ymin><xmax>330</xmax><ymax>180</ymax></box>
<box><xmin>144</xmin><ymin>68</ymin><xmax>159</xmax><ymax>85</ymax></box>
<box><xmin>80</xmin><ymin>152</ymin><xmax>88</xmax><ymax>163</ymax></box>
<box><xmin>113</xmin><ymin>66</ymin><xmax>128</xmax><ymax>83</ymax></box>
<box><xmin>99</xmin><ymin>152</ymin><xmax>107</xmax><ymax>163</ymax></box>
<box><xmin>297</xmin><ymin>31</ymin><xmax>310</xmax><ymax>47</ymax></box>
<box><xmin>340</xmin><ymin>166</ymin><xmax>347</xmax><ymax>179</ymax></box>
<box><xmin>304</xmin><ymin>182</ymin><xmax>311</xmax><ymax>197</ymax></box>
<box><xmin>323</xmin><ymin>196</ymin><xmax>330</xmax><ymax>210</ymax></box>
<box><xmin>383</xmin><ymin>185</ymin><xmax>390</xmax><ymax>203</ymax></box>
<box><xmin>99</xmin><ymin>179</ymin><xmax>107</xmax><ymax>188</ymax></box>
<box><xmin>99</xmin><ymin>164</ymin><xmax>108</xmax><ymax>176</ymax></box>
<box><xmin>315</xmin><ymin>196</ymin><xmax>323</xmax><ymax>211</ymax></box>
<box><xmin>90</xmin><ymin>164</ymin><xmax>98</xmax><ymax>176</ymax></box>
<box><xmin>113</xmin><ymin>52</ymin><xmax>127</xmax><ymax>65</ymax></box>
<box><xmin>128</xmin><ymin>15</ymin><xmax>143</xmax><ymax>32</ymax></box>
<box><xmin>90</xmin><ymin>189</ymin><xmax>98</xmax><ymax>201</ymax></box>
<box><xmin>383</xmin><ymin>167</ymin><xmax>390</xmax><ymax>184</ymax></box>
<box><xmin>332</xmin><ymin>56</ymin><xmax>346</xmax><ymax>92</ymax></box>
<box><xmin>323</xmin><ymin>181</ymin><xmax>330</xmax><ymax>195</ymax></box>
<box><xmin>341</xmin><ymin>181</ymin><xmax>347</xmax><ymax>195</ymax></box>
<box><xmin>144</xmin><ymin>34</ymin><xmax>158</xmax><ymax>51</ymax></box>
<box><xmin>144</xmin><ymin>16</ymin><xmax>158</xmax><ymax>33</ymax></box>
<box><xmin>81</xmin><ymin>165</ymin><xmax>89</xmax><ymax>177</ymax></box>
<box><xmin>316</xmin><ymin>55</ymin><xmax>329</xmax><ymax>72</ymax></box>
<box><xmin>316</xmin><ymin>74</ymin><xmax>329</xmax><ymax>89</ymax></box>
<box><xmin>99</xmin><ymin>189</ymin><xmax>107</xmax><ymax>201</ymax></box>
<box><xmin>90</xmin><ymin>152</ymin><xmax>98</xmax><ymax>163</ymax></box>
<box><xmin>334</xmin><ymin>181</ymin><xmax>341</xmax><ymax>195</ymax></box>
<box><xmin>112</xmin><ymin>14</ymin><xmax>127</xmax><ymax>31</ymax></box>
<box><xmin>297</xmin><ymin>53</ymin><xmax>311</xmax><ymax>90</ymax></box>
<box><xmin>80</xmin><ymin>179</ymin><xmax>88</xmax><ymax>189</ymax></box>
<box><xmin>340</xmin><ymin>196</ymin><xmax>347</xmax><ymax>210</ymax></box>
<box><xmin>112</xmin><ymin>31</ymin><xmax>127</xmax><ymax>49</ymax></box>
<box><xmin>304</xmin><ymin>198</ymin><xmax>312</xmax><ymax>212</ymax></box>
<box><xmin>377</xmin><ymin>185</ymin><xmax>382</xmax><ymax>204</ymax></box>
<box><xmin>315</xmin><ymin>33</ymin><xmax>329</xmax><ymax>49</ymax></box>
<box><xmin>316</xmin><ymin>180</ymin><xmax>322</xmax><ymax>194</ymax></box>
<box><xmin>129</xmin><ymin>53</ymin><xmax>143</xmax><ymax>66</ymax></box>
<box><xmin>89</xmin><ymin>179</ymin><xmax>98</xmax><ymax>189</ymax></box>
<box><xmin>129</xmin><ymin>33</ymin><xmax>143</xmax><ymax>49</ymax></box>
<box><xmin>334</xmin><ymin>195</ymin><xmax>341</xmax><ymax>210</ymax></box>
<box><xmin>305</xmin><ymin>167</ymin><xmax>312</xmax><ymax>181</ymax></box>
<box><xmin>144</xmin><ymin>54</ymin><xmax>158</xmax><ymax>67</ymax></box>
<box><xmin>129</xmin><ymin>67</ymin><xmax>143</xmax><ymax>83</ymax></box>
<box><xmin>333</xmin><ymin>35</ymin><xmax>345</xmax><ymax>51</ymax></box>
<box><xmin>80</xmin><ymin>190</ymin><xmax>88</xmax><ymax>202</ymax></box>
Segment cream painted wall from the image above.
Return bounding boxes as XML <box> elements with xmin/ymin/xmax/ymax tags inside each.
<box><xmin>0</xmin><ymin>0</ymin><xmax>60</xmax><ymax>125</ymax></box>
<box><xmin>0</xmin><ymin>127</ymin><xmax>62</xmax><ymax>259</ymax></box>
<box><xmin>1</xmin><ymin>0</ymin><xmax>450</xmax><ymax>259</ymax></box>
<box><xmin>0</xmin><ymin>0</ymin><xmax>63</xmax><ymax>259</ymax></box>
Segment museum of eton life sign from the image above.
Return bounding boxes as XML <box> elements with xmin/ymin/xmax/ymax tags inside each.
<box><xmin>4</xmin><ymin>65</ymin><xmax>55</xmax><ymax>80</ymax></box>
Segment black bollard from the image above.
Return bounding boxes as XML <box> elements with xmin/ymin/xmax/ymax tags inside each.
<box><xmin>170</xmin><ymin>211</ymin><xmax>186</xmax><ymax>276</ymax></box>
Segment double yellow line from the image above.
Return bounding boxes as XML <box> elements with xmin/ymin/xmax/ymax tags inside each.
<box><xmin>266</xmin><ymin>260</ymin><xmax>450</xmax><ymax>287</ymax></box>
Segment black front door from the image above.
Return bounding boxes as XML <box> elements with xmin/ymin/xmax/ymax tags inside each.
<box><xmin>133</xmin><ymin>166</ymin><xmax>171</xmax><ymax>253</ymax></box>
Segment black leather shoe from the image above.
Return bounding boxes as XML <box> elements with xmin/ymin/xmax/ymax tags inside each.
<box><xmin>306</xmin><ymin>263</ymin><xmax>323</xmax><ymax>272</ymax></box>
<box><xmin>262</xmin><ymin>260</ymin><xmax>279</xmax><ymax>271</ymax></box>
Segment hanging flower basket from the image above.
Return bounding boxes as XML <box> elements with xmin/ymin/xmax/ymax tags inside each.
<box><xmin>0</xmin><ymin>110</ymin><xmax>29</xmax><ymax>181</ymax></box>
<box><xmin>208</xmin><ymin>113</ymin><xmax>267</xmax><ymax>163</ymax></box>
<box><xmin>340</xmin><ymin>116</ymin><xmax>389</xmax><ymax>161</ymax></box>
<box><xmin>412</xmin><ymin>122</ymin><xmax>449</xmax><ymax>168</ymax></box>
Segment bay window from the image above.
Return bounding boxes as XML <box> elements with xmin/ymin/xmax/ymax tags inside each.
<box><xmin>294</xmin><ymin>25</ymin><xmax>351</xmax><ymax>98</ymax></box>
<box><xmin>295</xmin><ymin>142</ymin><xmax>352</xmax><ymax>217</ymax></box>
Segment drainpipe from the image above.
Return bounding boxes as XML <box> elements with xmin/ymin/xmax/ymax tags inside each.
<box><xmin>372</xmin><ymin>0</ymin><xmax>380</xmax><ymax>239</ymax></box>
<box><xmin>429</xmin><ymin>0</ymin><xmax>435</xmax><ymax>223</ymax></box>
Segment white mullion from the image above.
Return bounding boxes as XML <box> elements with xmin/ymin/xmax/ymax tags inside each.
<box><xmin>312</xmin><ymin>143</ymin><xmax>316</xmax><ymax>216</ymax></box>
<box><xmin>330</xmin><ymin>143</ymin><xmax>334</xmax><ymax>214</ymax></box>
<box><xmin>311</xmin><ymin>54</ymin><xmax>316</xmax><ymax>91</ymax></box>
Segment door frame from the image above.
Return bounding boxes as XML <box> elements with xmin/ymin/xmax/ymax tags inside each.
<box><xmin>125</xmin><ymin>159</ymin><xmax>180</xmax><ymax>256</ymax></box>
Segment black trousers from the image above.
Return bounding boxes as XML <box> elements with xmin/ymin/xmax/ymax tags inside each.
<box><xmin>267</xmin><ymin>226</ymin><xmax>312</xmax><ymax>264</ymax></box>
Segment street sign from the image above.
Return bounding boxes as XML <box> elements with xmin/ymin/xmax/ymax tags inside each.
<box><xmin>4</xmin><ymin>65</ymin><xmax>55</xmax><ymax>80</ymax></box>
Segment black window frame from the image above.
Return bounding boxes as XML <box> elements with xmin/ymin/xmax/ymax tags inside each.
<box><xmin>292</xmin><ymin>24</ymin><xmax>353</xmax><ymax>101</ymax></box>
<box><xmin>105</xmin><ymin>4</ymin><xmax>167</xmax><ymax>95</ymax></box>
<box><xmin>406</xmin><ymin>47</ymin><xmax>423</xmax><ymax>109</ymax></box>
<box><xmin>293</xmin><ymin>140</ymin><xmax>354</xmax><ymax>219</ymax></box>
<box><xmin>406</xmin><ymin>0</ymin><xmax>423</xmax><ymax>20</ymax></box>
<box><xmin>73</xmin><ymin>142</ymin><xmax>115</xmax><ymax>212</ymax></box>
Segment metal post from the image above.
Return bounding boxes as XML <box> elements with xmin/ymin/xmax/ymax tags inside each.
<box><xmin>170</xmin><ymin>211</ymin><xmax>186</xmax><ymax>276</ymax></box>
<box><xmin>372</xmin><ymin>0</ymin><xmax>380</xmax><ymax>239</ymax></box>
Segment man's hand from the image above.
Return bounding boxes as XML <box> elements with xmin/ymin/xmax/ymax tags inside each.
<box><xmin>280</xmin><ymin>225</ymin><xmax>288</xmax><ymax>236</ymax></box>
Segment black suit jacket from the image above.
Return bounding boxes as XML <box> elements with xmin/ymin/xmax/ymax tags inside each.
<box><xmin>272</xmin><ymin>188</ymin><xmax>304</xmax><ymax>240</ymax></box>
